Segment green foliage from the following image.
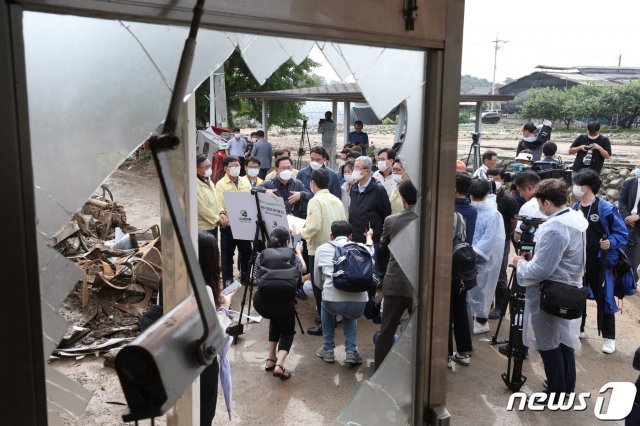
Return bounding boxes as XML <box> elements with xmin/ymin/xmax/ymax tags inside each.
<box><xmin>460</xmin><ymin>75</ymin><xmax>492</xmax><ymax>93</ymax></box>
<box><xmin>224</xmin><ymin>49</ymin><xmax>319</xmax><ymax>128</ymax></box>
<box><xmin>459</xmin><ymin>114</ymin><xmax>471</xmax><ymax>124</ymax></box>
<box><xmin>520</xmin><ymin>80</ymin><xmax>640</xmax><ymax>128</ymax></box>
<box><xmin>381</xmin><ymin>116</ymin><xmax>397</xmax><ymax>125</ymax></box>
<box><xmin>520</xmin><ymin>87</ymin><xmax>573</xmax><ymax>128</ymax></box>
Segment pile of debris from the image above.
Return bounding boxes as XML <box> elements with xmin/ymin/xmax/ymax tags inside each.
<box><xmin>51</xmin><ymin>185</ymin><xmax>162</xmax><ymax>362</ymax></box>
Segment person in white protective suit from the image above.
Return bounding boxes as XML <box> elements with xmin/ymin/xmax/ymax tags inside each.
<box><xmin>468</xmin><ymin>179</ymin><xmax>505</xmax><ymax>335</ymax></box>
<box><xmin>512</xmin><ymin>179</ymin><xmax>587</xmax><ymax>396</ymax></box>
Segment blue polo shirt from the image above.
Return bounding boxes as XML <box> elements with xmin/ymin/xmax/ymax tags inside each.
<box><xmin>348</xmin><ymin>131</ymin><xmax>369</xmax><ymax>147</ymax></box>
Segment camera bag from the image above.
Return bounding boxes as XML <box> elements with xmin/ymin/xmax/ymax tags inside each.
<box><xmin>540</xmin><ymin>279</ymin><xmax>589</xmax><ymax>320</ymax></box>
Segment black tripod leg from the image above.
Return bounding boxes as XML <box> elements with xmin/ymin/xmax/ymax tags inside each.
<box><xmin>294</xmin><ymin>308</ymin><xmax>305</xmax><ymax>335</ymax></box>
<box><xmin>491</xmin><ymin>267</ymin><xmax>515</xmax><ymax>345</ymax></box>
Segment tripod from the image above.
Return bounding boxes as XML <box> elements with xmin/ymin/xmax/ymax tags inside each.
<box><xmin>227</xmin><ymin>190</ymin><xmax>305</xmax><ymax>343</ymax></box>
<box><xmin>465</xmin><ymin>132</ymin><xmax>481</xmax><ymax>171</ymax></box>
<box><xmin>490</xmin><ymin>265</ymin><xmax>527</xmax><ymax>392</ymax></box>
<box><xmin>296</xmin><ymin>119</ymin><xmax>311</xmax><ymax>170</ymax></box>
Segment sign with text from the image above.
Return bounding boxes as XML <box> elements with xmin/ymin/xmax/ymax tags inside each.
<box><xmin>257</xmin><ymin>193</ymin><xmax>290</xmax><ymax>246</ymax></box>
<box><xmin>222</xmin><ymin>192</ymin><xmax>258</xmax><ymax>241</ymax></box>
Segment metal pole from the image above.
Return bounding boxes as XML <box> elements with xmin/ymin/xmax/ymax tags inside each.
<box><xmin>262</xmin><ymin>98</ymin><xmax>268</xmax><ymax>140</ymax></box>
<box><xmin>209</xmin><ymin>72</ymin><xmax>215</xmax><ymax>127</ymax></box>
<box><xmin>330</xmin><ymin>100</ymin><xmax>338</xmax><ymax>169</ymax></box>
<box><xmin>344</xmin><ymin>101</ymin><xmax>351</xmax><ymax>146</ymax></box>
<box><xmin>474</xmin><ymin>101</ymin><xmax>482</xmax><ymax>171</ymax></box>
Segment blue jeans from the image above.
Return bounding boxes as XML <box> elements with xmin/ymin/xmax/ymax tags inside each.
<box><xmin>321</xmin><ymin>300</ymin><xmax>366</xmax><ymax>353</ymax></box>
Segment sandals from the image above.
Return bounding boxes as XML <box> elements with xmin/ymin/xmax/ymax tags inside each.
<box><xmin>273</xmin><ymin>364</ymin><xmax>291</xmax><ymax>380</ymax></box>
<box><xmin>264</xmin><ymin>358</ymin><xmax>277</xmax><ymax>371</ymax></box>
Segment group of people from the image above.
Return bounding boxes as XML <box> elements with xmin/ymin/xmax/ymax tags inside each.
<box><xmin>451</xmin><ymin>120</ymin><xmax>636</xmax><ymax>398</ymax></box>
<box><xmin>195</xmin><ymin>118</ymin><xmax>418</xmax><ymax>385</ymax></box>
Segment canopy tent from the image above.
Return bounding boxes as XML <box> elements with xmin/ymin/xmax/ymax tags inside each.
<box><xmin>237</xmin><ymin>85</ymin><xmax>513</xmax><ymax>169</ymax></box>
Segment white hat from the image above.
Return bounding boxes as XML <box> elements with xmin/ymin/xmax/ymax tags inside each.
<box><xmin>515</xmin><ymin>152</ymin><xmax>533</xmax><ymax>162</ymax></box>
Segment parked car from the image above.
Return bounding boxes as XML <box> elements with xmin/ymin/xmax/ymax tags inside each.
<box><xmin>481</xmin><ymin>111</ymin><xmax>501</xmax><ymax>124</ymax></box>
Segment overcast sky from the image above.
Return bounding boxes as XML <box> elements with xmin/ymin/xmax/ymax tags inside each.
<box><xmin>311</xmin><ymin>1</ymin><xmax>640</xmax><ymax>84</ymax></box>
<box><xmin>462</xmin><ymin>0</ymin><xmax>640</xmax><ymax>82</ymax></box>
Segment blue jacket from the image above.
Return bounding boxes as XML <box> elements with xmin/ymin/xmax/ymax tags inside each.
<box><xmin>572</xmin><ymin>198</ymin><xmax>628</xmax><ymax>314</ymax></box>
<box><xmin>297</xmin><ymin>165</ymin><xmax>342</xmax><ymax>218</ymax></box>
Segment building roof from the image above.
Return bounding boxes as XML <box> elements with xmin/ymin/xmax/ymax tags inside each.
<box><xmin>236</xmin><ymin>83</ymin><xmax>513</xmax><ymax>104</ymax></box>
<box><xmin>500</xmin><ymin>65</ymin><xmax>640</xmax><ymax>94</ymax></box>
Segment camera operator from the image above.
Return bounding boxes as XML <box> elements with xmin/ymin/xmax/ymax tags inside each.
<box><xmin>318</xmin><ymin>111</ymin><xmax>337</xmax><ymax>167</ymax></box>
<box><xmin>498</xmin><ymin>171</ymin><xmax>545</xmax><ymax>356</ymax></box>
<box><xmin>516</xmin><ymin>123</ymin><xmax>543</xmax><ymax>161</ymax></box>
<box><xmin>511</xmin><ymin>178</ymin><xmax>587</xmax><ymax>397</ymax></box>
<box><xmin>569</xmin><ymin>121</ymin><xmax>611</xmax><ymax>175</ymax></box>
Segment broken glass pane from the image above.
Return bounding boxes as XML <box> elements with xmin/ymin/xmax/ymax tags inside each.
<box><xmin>237</xmin><ymin>35</ymin><xmax>292</xmax><ymax>85</ymax></box>
<box><xmin>400</xmin><ymin>91</ymin><xmax>425</xmax><ymax>190</ymax></box>
<box><xmin>317</xmin><ymin>42</ymin><xmax>352</xmax><ymax>81</ymax></box>
<box><xmin>388</xmin><ymin>218</ymin><xmax>419</xmax><ymax>293</ymax></box>
<box><xmin>277</xmin><ymin>39</ymin><xmax>316</xmax><ymax>65</ymax></box>
<box><xmin>338</xmin><ymin>314</ymin><xmax>416</xmax><ymax>425</ymax></box>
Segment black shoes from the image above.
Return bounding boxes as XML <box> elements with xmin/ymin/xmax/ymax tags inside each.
<box><xmin>307</xmin><ymin>325</ymin><xmax>323</xmax><ymax>336</ymax></box>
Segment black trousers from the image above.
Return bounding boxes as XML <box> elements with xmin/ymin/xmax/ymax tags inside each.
<box><xmin>200</xmin><ymin>358</ymin><xmax>219</xmax><ymax>426</ymax></box>
<box><xmin>375</xmin><ymin>295</ymin><xmax>413</xmax><ymax>369</ymax></box>
<box><xmin>253</xmin><ymin>292</ymin><xmax>296</xmax><ymax>352</ymax></box>
<box><xmin>494</xmin><ymin>238</ymin><xmax>511</xmax><ymax>312</ymax></box>
<box><xmin>539</xmin><ymin>344</ymin><xmax>576</xmax><ymax>394</ymax></box>
<box><xmin>258</xmin><ymin>168</ymin><xmax>269</xmax><ymax>180</ymax></box>
<box><xmin>308</xmin><ymin>254</ymin><xmax>322</xmax><ymax>316</ymax></box>
<box><xmin>449</xmin><ymin>281</ymin><xmax>473</xmax><ymax>355</ymax></box>
<box><xmin>581</xmin><ymin>265</ymin><xmax>615</xmax><ymax>339</ymax></box>
<box><xmin>220</xmin><ymin>227</ymin><xmax>252</xmax><ymax>285</ymax></box>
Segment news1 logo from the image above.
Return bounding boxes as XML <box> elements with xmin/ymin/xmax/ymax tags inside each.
<box><xmin>506</xmin><ymin>382</ymin><xmax>637</xmax><ymax>420</ymax></box>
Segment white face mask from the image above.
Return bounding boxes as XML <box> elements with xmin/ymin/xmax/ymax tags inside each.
<box><xmin>635</xmin><ymin>168</ymin><xmax>640</xmax><ymax>178</ymax></box>
<box><xmin>587</xmin><ymin>134</ymin><xmax>599</xmax><ymax>140</ymax></box>
<box><xmin>344</xmin><ymin>173</ymin><xmax>355</xmax><ymax>183</ymax></box>
<box><xmin>202</xmin><ymin>167</ymin><xmax>212</xmax><ymax>178</ymax></box>
<box><xmin>572</xmin><ymin>185</ymin><xmax>585</xmax><ymax>198</ymax></box>
<box><xmin>377</xmin><ymin>161</ymin><xmax>388</xmax><ymax>172</ymax></box>
<box><xmin>228</xmin><ymin>166</ymin><xmax>241</xmax><ymax>177</ymax></box>
<box><xmin>279</xmin><ymin>170</ymin><xmax>293</xmax><ymax>181</ymax></box>
<box><xmin>391</xmin><ymin>173</ymin><xmax>402</xmax><ymax>183</ymax></box>
<box><xmin>234</xmin><ymin>133</ymin><xmax>241</xmax><ymax>139</ymax></box>
<box><xmin>338</xmin><ymin>159</ymin><xmax>346</xmax><ymax>167</ymax></box>
<box><xmin>351</xmin><ymin>170</ymin><xmax>363</xmax><ymax>181</ymax></box>
<box><xmin>494</xmin><ymin>181</ymin><xmax>503</xmax><ymax>191</ymax></box>
<box><xmin>247</xmin><ymin>168</ymin><xmax>259</xmax><ymax>177</ymax></box>
<box><xmin>310</xmin><ymin>161</ymin><xmax>323</xmax><ymax>170</ymax></box>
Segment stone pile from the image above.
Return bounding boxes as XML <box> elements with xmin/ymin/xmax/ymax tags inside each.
<box><xmin>598</xmin><ymin>167</ymin><xmax>630</xmax><ymax>204</ymax></box>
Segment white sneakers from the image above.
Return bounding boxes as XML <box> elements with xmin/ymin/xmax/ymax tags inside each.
<box><xmin>451</xmin><ymin>352</ymin><xmax>471</xmax><ymax>366</ymax></box>
<box><xmin>602</xmin><ymin>338</ymin><xmax>616</xmax><ymax>354</ymax></box>
<box><xmin>473</xmin><ymin>321</ymin><xmax>490</xmax><ymax>335</ymax></box>
<box><xmin>579</xmin><ymin>331</ymin><xmax>587</xmax><ymax>339</ymax></box>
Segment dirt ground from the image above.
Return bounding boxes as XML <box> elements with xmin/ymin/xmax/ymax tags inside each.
<box><xmin>52</xmin><ymin>126</ymin><xmax>640</xmax><ymax>425</ymax></box>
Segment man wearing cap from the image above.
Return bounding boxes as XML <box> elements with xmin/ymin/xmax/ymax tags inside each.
<box><xmin>514</xmin><ymin>152</ymin><xmax>533</xmax><ymax>167</ymax></box>
<box><xmin>516</xmin><ymin>123</ymin><xmax>543</xmax><ymax>161</ymax></box>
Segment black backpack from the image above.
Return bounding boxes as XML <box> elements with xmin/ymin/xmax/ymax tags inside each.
<box><xmin>257</xmin><ymin>247</ymin><xmax>298</xmax><ymax>303</ymax></box>
<box><xmin>452</xmin><ymin>213</ymin><xmax>478</xmax><ymax>290</ymax></box>
<box><xmin>330</xmin><ymin>241</ymin><xmax>374</xmax><ymax>292</ymax></box>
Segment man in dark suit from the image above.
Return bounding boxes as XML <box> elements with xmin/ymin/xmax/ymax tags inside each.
<box><xmin>618</xmin><ymin>167</ymin><xmax>640</xmax><ymax>279</ymax></box>
<box><xmin>374</xmin><ymin>180</ymin><xmax>418</xmax><ymax>370</ymax></box>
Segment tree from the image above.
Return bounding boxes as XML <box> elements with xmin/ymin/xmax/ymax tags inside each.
<box><xmin>224</xmin><ymin>49</ymin><xmax>319</xmax><ymax>128</ymax></box>
<box><xmin>520</xmin><ymin>87</ymin><xmax>574</xmax><ymax>128</ymax></box>
<box><xmin>600</xmin><ymin>80</ymin><xmax>640</xmax><ymax>127</ymax></box>
<box><xmin>460</xmin><ymin>74</ymin><xmax>492</xmax><ymax>93</ymax></box>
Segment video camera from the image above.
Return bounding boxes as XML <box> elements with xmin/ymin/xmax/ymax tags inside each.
<box><xmin>515</xmin><ymin>215</ymin><xmax>545</xmax><ymax>254</ymax></box>
<box><xmin>503</xmin><ymin>161</ymin><xmax>573</xmax><ymax>186</ymax></box>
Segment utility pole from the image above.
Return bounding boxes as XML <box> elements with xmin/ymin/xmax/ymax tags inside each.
<box><xmin>618</xmin><ymin>54</ymin><xmax>622</xmax><ymax>67</ymax></box>
<box><xmin>491</xmin><ymin>33</ymin><xmax>509</xmax><ymax>111</ymax></box>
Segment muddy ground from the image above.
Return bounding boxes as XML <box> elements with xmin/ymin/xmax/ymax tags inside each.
<box><xmin>52</xmin><ymin>124</ymin><xmax>640</xmax><ymax>425</ymax></box>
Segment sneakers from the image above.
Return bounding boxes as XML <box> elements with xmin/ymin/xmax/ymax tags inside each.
<box><xmin>473</xmin><ymin>321</ymin><xmax>490</xmax><ymax>335</ymax></box>
<box><xmin>295</xmin><ymin>288</ymin><xmax>308</xmax><ymax>300</ymax></box>
<box><xmin>488</xmin><ymin>309</ymin><xmax>502</xmax><ymax>320</ymax></box>
<box><xmin>447</xmin><ymin>359</ymin><xmax>454</xmax><ymax>369</ymax></box>
<box><xmin>451</xmin><ymin>352</ymin><xmax>470</xmax><ymax>366</ymax></box>
<box><xmin>307</xmin><ymin>324</ymin><xmax>323</xmax><ymax>336</ymax></box>
<box><xmin>579</xmin><ymin>331</ymin><xmax>587</xmax><ymax>339</ymax></box>
<box><xmin>345</xmin><ymin>351</ymin><xmax>363</xmax><ymax>365</ymax></box>
<box><xmin>316</xmin><ymin>346</ymin><xmax>335</xmax><ymax>363</ymax></box>
<box><xmin>602</xmin><ymin>338</ymin><xmax>616</xmax><ymax>354</ymax></box>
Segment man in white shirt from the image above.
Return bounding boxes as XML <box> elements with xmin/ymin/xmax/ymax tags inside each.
<box><xmin>315</xmin><ymin>221</ymin><xmax>374</xmax><ymax>365</ymax></box>
<box><xmin>373</xmin><ymin>148</ymin><xmax>397</xmax><ymax>197</ymax></box>
<box><xmin>472</xmin><ymin>150</ymin><xmax>497</xmax><ymax>180</ymax></box>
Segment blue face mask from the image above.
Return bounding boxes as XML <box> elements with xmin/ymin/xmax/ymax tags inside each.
<box><xmin>635</xmin><ymin>169</ymin><xmax>640</xmax><ymax>178</ymax></box>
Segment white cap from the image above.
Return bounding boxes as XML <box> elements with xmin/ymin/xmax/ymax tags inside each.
<box><xmin>515</xmin><ymin>152</ymin><xmax>533</xmax><ymax>162</ymax></box>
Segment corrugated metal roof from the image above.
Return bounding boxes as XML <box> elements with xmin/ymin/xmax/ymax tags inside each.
<box><xmin>236</xmin><ymin>83</ymin><xmax>513</xmax><ymax>103</ymax></box>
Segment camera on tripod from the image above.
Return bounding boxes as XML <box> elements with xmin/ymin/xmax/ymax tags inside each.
<box><xmin>515</xmin><ymin>215</ymin><xmax>545</xmax><ymax>254</ymax></box>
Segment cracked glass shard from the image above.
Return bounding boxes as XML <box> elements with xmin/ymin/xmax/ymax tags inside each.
<box><xmin>353</xmin><ymin>48</ymin><xmax>425</xmax><ymax>119</ymax></box>
<box><xmin>333</xmin><ymin>43</ymin><xmax>385</xmax><ymax>80</ymax></box>
<box><xmin>317</xmin><ymin>42</ymin><xmax>351</xmax><ymax>81</ymax></box>
<box><xmin>401</xmin><ymin>91</ymin><xmax>425</xmax><ymax>190</ymax></box>
<box><xmin>225</xmin><ymin>32</ymin><xmax>257</xmax><ymax>54</ymax></box>
<box><xmin>388</xmin><ymin>218</ymin><xmax>419</xmax><ymax>293</ymax></box>
<box><xmin>338</xmin><ymin>314</ymin><xmax>416</xmax><ymax>425</ymax></box>
<box><xmin>239</xmin><ymin>35</ymin><xmax>292</xmax><ymax>85</ymax></box>
<box><xmin>46</xmin><ymin>365</ymin><xmax>92</xmax><ymax>418</ymax></box>
<box><xmin>277</xmin><ymin>39</ymin><xmax>316</xmax><ymax>65</ymax></box>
